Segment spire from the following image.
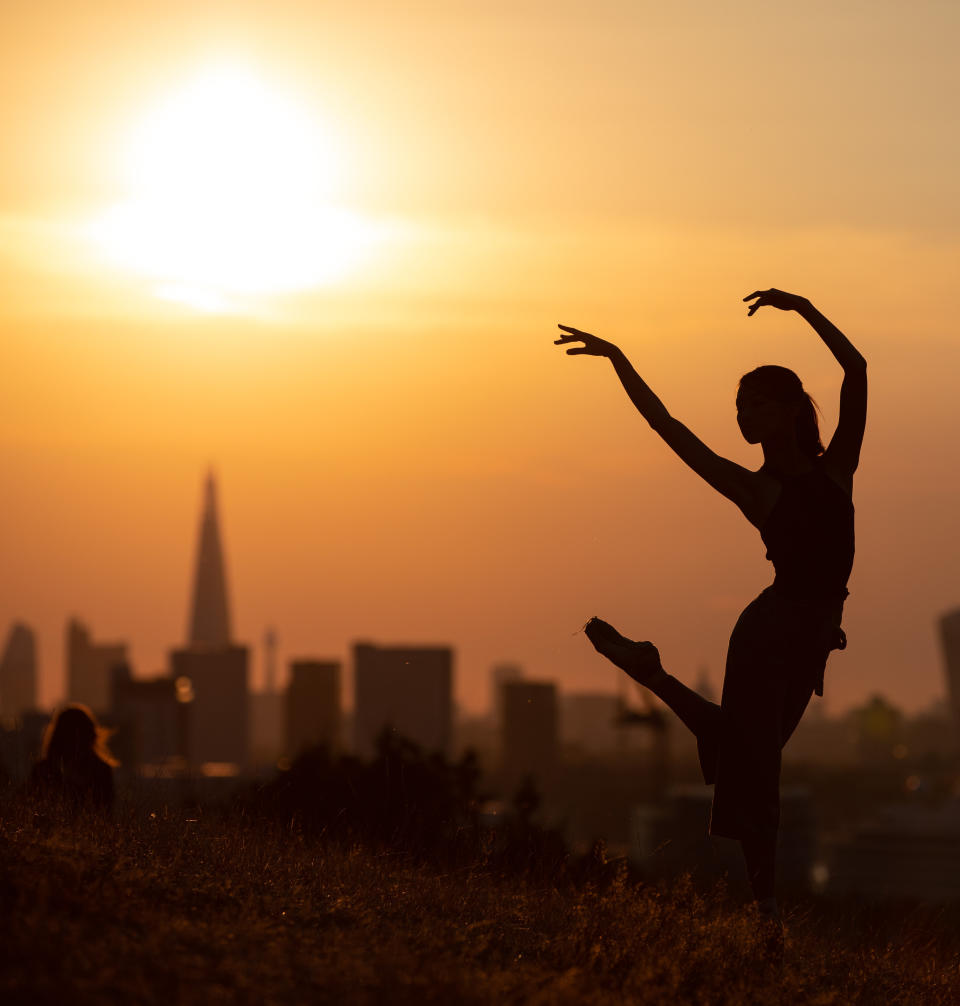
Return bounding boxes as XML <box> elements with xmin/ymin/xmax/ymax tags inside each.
<box><xmin>187</xmin><ymin>469</ymin><xmax>232</xmax><ymax>647</ymax></box>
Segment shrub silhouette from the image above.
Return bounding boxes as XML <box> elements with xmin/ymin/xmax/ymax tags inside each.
<box><xmin>243</xmin><ymin>730</ymin><xmax>479</xmax><ymax>857</ymax></box>
<box><xmin>240</xmin><ymin>729</ymin><xmax>567</xmax><ymax>874</ymax></box>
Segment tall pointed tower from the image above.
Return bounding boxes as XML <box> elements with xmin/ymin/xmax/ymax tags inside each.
<box><xmin>187</xmin><ymin>470</ymin><xmax>232</xmax><ymax>647</ymax></box>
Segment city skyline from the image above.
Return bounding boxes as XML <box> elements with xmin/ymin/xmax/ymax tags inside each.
<box><xmin>2</xmin><ymin>462</ymin><xmax>959</xmax><ymax>718</ymax></box>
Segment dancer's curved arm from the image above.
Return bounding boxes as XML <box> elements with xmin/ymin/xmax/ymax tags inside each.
<box><xmin>744</xmin><ymin>289</ymin><xmax>867</xmax><ymax>489</ymax></box>
<box><xmin>555</xmin><ymin>325</ymin><xmax>768</xmax><ymax>523</ymax></box>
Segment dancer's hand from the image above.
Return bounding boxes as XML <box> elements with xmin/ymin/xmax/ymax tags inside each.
<box><xmin>743</xmin><ymin>289</ymin><xmax>810</xmax><ymax>317</ymax></box>
<box><xmin>555</xmin><ymin>324</ymin><xmax>619</xmax><ymax>357</ymax></box>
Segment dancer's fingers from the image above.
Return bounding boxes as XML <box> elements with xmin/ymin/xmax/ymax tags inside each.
<box><xmin>746</xmin><ymin>297</ymin><xmax>768</xmax><ymax>316</ymax></box>
<box><xmin>585</xmin><ymin>617</ymin><xmax>616</xmax><ymax>637</ymax></box>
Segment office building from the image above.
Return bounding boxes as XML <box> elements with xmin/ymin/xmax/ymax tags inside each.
<box><xmin>285</xmin><ymin>660</ymin><xmax>341</xmax><ymax>756</ymax></box>
<box><xmin>491</xmin><ymin>662</ymin><xmax>522</xmax><ymax>723</ymax></box>
<box><xmin>170</xmin><ymin>644</ymin><xmax>248</xmax><ymax>770</ymax></box>
<box><xmin>110</xmin><ymin>663</ymin><xmax>188</xmax><ymax>771</ymax></box>
<box><xmin>501</xmin><ymin>680</ymin><xmax>558</xmax><ymax>782</ymax></box>
<box><xmin>0</xmin><ymin>622</ymin><xmax>37</xmax><ymax>725</ymax></box>
<box><xmin>67</xmin><ymin>619</ymin><xmax>128</xmax><ymax>714</ymax></box>
<box><xmin>353</xmin><ymin>643</ymin><xmax>452</xmax><ymax>758</ymax></box>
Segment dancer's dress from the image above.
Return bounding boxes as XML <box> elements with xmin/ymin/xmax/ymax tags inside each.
<box><xmin>701</xmin><ymin>461</ymin><xmax>854</xmax><ymax>841</ymax></box>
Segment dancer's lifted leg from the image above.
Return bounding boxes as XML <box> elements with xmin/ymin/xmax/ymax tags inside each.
<box><xmin>584</xmin><ymin>617</ymin><xmax>720</xmax><ymax>742</ymax></box>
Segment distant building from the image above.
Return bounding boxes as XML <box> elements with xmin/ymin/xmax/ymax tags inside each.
<box><xmin>938</xmin><ymin>609</ymin><xmax>960</xmax><ymax>737</ymax></box>
<box><xmin>187</xmin><ymin>471</ymin><xmax>233</xmax><ymax>648</ymax></box>
<box><xmin>501</xmin><ymin>680</ymin><xmax>558</xmax><ymax>782</ymax></box>
<box><xmin>67</xmin><ymin>619</ymin><xmax>128</xmax><ymax>715</ymax></box>
<box><xmin>285</xmin><ymin>660</ymin><xmax>341</xmax><ymax>757</ymax></box>
<box><xmin>903</xmin><ymin>705</ymin><xmax>957</xmax><ymax>761</ymax></box>
<box><xmin>491</xmin><ymin>662</ymin><xmax>523</xmax><ymax>722</ymax></box>
<box><xmin>353</xmin><ymin>643</ymin><xmax>452</xmax><ymax>758</ymax></box>
<box><xmin>561</xmin><ymin>691</ymin><xmax>620</xmax><ymax>755</ymax></box>
<box><xmin>829</xmin><ymin>801</ymin><xmax>960</xmax><ymax>901</ymax></box>
<box><xmin>0</xmin><ymin>622</ymin><xmax>37</xmax><ymax>726</ymax></box>
<box><xmin>249</xmin><ymin>628</ymin><xmax>284</xmax><ymax>767</ymax></box>
<box><xmin>170</xmin><ymin>645</ymin><xmax>249</xmax><ymax>771</ymax></box>
<box><xmin>249</xmin><ymin>692</ymin><xmax>284</xmax><ymax>767</ymax></box>
<box><xmin>110</xmin><ymin>663</ymin><xmax>189</xmax><ymax>771</ymax></box>
<box><xmin>170</xmin><ymin>470</ymin><xmax>248</xmax><ymax>772</ymax></box>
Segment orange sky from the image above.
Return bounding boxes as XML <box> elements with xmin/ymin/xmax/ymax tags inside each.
<box><xmin>1</xmin><ymin>1</ymin><xmax>958</xmax><ymax>717</ymax></box>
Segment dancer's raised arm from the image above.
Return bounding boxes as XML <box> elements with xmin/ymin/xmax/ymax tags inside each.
<box><xmin>555</xmin><ymin>324</ymin><xmax>767</xmax><ymax>522</ymax></box>
<box><xmin>744</xmin><ymin>289</ymin><xmax>867</xmax><ymax>488</ymax></box>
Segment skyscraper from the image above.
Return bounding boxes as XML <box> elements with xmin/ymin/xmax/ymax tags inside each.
<box><xmin>170</xmin><ymin>471</ymin><xmax>248</xmax><ymax>771</ymax></box>
<box><xmin>67</xmin><ymin>618</ymin><xmax>128</xmax><ymax>714</ymax></box>
<box><xmin>491</xmin><ymin>662</ymin><xmax>523</xmax><ymax>723</ymax></box>
<box><xmin>0</xmin><ymin>622</ymin><xmax>37</xmax><ymax>725</ymax></box>
<box><xmin>171</xmin><ymin>645</ymin><xmax>248</xmax><ymax>769</ymax></box>
<box><xmin>110</xmin><ymin>663</ymin><xmax>188</xmax><ymax>770</ymax></box>
<box><xmin>353</xmin><ymin>643</ymin><xmax>452</xmax><ymax>758</ymax></box>
<box><xmin>187</xmin><ymin>470</ymin><xmax>232</xmax><ymax>647</ymax></box>
<box><xmin>501</xmin><ymin>680</ymin><xmax>559</xmax><ymax>782</ymax></box>
<box><xmin>286</xmin><ymin>660</ymin><xmax>341</xmax><ymax>756</ymax></box>
<box><xmin>938</xmin><ymin>608</ymin><xmax>960</xmax><ymax>734</ymax></box>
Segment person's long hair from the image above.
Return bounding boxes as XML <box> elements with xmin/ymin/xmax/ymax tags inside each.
<box><xmin>40</xmin><ymin>704</ymin><xmax>118</xmax><ymax>768</ymax></box>
<box><xmin>739</xmin><ymin>365</ymin><xmax>824</xmax><ymax>459</ymax></box>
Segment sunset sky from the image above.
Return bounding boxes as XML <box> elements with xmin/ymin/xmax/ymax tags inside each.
<box><xmin>1</xmin><ymin>0</ymin><xmax>958</xmax><ymax>718</ymax></box>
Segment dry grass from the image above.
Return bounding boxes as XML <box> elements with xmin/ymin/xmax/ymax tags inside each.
<box><xmin>2</xmin><ymin>800</ymin><xmax>959</xmax><ymax>1005</ymax></box>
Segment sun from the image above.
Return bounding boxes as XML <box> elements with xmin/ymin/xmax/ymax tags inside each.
<box><xmin>88</xmin><ymin>64</ymin><xmax>379</xmax><ymax>312</ymax></box>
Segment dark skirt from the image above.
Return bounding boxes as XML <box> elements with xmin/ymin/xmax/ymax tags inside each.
<box><xmin>699</xmin><ymin>587</ymin><xmax>839</xmax><ymax>842</ymax></box>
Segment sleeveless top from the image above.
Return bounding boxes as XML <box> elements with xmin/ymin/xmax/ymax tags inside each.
<box><xmin>759</xmin><ymin>462</ymin><xmax>855</xmax><ymax>606</ymax></box>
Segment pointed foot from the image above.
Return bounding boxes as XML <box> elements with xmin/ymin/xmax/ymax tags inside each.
<box><xmin>584</xmin><ymin>617</ymin><xmax>664</xmax><ymax>684</ymax></box>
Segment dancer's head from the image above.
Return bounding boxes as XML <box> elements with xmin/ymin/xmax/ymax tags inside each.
<box><xmin>41</xmin><ymin>703</ymin><xmax>118</xmax><ymax>766</ymax></box>
<box><xmin>737</xmin><ymin>366</ymin><xmax>823</xmax><ymax>458</ymax></box>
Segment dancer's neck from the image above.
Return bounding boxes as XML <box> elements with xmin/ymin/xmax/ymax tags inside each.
<box><xmin>760</xmin><ymin>434</ymin><xmax>814</xmax><ymax>478</ymax></box>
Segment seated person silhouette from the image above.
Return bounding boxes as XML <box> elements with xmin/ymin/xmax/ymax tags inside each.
<box><xmin>29</xmin><ymin>704</ymin><xmax>117</xmax><ymax>814</ymax></box>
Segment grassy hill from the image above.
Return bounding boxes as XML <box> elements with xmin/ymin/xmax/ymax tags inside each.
<box><xmin>3</xmin><ymin>799</ymin><xmax>960</xmax><ymax>1005</ymax></box>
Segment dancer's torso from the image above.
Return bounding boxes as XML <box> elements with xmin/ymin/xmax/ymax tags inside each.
<box><xmin>759</xmin><ymin>462</ymin><xmax>855</xmax><ymax>606</ymax></box>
